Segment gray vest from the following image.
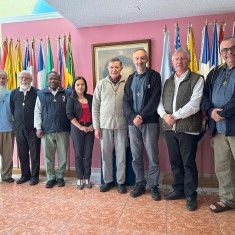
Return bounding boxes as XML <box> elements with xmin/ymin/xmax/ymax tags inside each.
<box><xmin>162</xmin><ymin>71</ymin><xmax>202</xmax><ymax>132</ymax></box>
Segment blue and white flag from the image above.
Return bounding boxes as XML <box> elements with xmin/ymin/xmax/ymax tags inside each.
<box><xmin>172</xmin><ymin>24</ymin><xmax>181</xmax><ymax>72</ymax></box>
<box><xmin>211</xmin><ymin>22</ymin><xmax>221</xmax><ymax>69</ymax></box>
<box><xmin>23</xmin><ymin>40</ymin><xmax>30</xmax><ymax>70</ymax></box>
<box><xmin>37</xmin><ymin>40</ymin><xmax>45</xmax><ymax>89</ymax></box>
<box><xmin>160</xmin><ymin>28</ymin><xmax>171</xmax><ymax>85</ymax></box>
<box><xmin>199</xmin><ymin>24</ymin><xmax>210</xmax><ymax>79</ymax></box>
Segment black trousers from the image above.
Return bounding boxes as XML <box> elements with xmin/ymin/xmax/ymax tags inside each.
<box><xmin>164</xmin><ymin>130</ymin><xmax>199</xmax><ymax>196</ymax></box>
<box><xmin>71</xmin><ymin>124</ymin><xmax>94</xmax><ymax>180</ymax></box>
<box><xmin>15</xmin><ymin>129</ymin><xmax>41</xmax><ymax>178</ymax></box>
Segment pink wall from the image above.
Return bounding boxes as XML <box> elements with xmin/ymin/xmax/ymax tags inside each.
<box><xmin>2</xmin><ymin>12</ymin><xmax>234</xmax><ymax>174</ymax></box>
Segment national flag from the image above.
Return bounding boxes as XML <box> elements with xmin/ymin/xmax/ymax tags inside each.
<box><xmin>5</xmin><ymin>39</ymin><xmax>16</xmax><ymax>90</ymax></box>
<box><xmin>160</xmin><ymin>26</ymin><xmax>171</xmax><ymax>85</ymax></box>
<box><xmin>15</xmin><ymin>39</ymin><xmax>23</xmax><ymax>87</ymax></box>
<box><xmin>199</xmin><ymin>23</ymin><xmax>210</xmax><ymax>79</ymax></box>
<box><xmin>65</xmin><ymin>33</ymin><xmax>75</xmax><ymax>89</ymax></box>
<box><xmin>1</xmin><ymin>39</ymin><xmax>8</xmax><ymax>70</ymax></box>
<box><xmin>60</xmin><ymin>35</ymin><xmax>67</xmax><ymax>88</ymax></box>
<box><xmin>45</xmin><ymin>37</ymin><xmax>54</xmax><ymax>87</ymax></box>
<box><xmin>187</xmin><ymin>23</ymin><xmax>198</xmax><ymax>73</ymax></box>
<box><xmin>23</xmin><ymin>39</ymin><xmax>30</xmax><ymax>70</ymax></box>
<box><xmin>211</xmin><ymin>21</ymin><xmax>221</xmax><ymax>68</ymax></box>
<box><xmin>0</xmin><ymin>44</ymin><xmax>2</xmax><ymax>70</ymax></box>
<box><xmin>37</xmin><ymin>39</ymin><xmax>45</xmax><ymax>90</ymax></box>
<box><xmin>31</xmin><ymin>39</ymin><xmax>37</xmax><ymax>87</ymax></box>
<box><xmin>172</xmin><ymin>23</ymin><xmax>181</xmax><ymax>72</ymax></box>
<box><xmin>233</xmin><ymin>18</ymin><xmax>235</xmax><ymax>37</ymax></box>
<box><xmin>219</xmin><ymin>21</ymin><xmax>225</xmax><ymax>44</ymax></box>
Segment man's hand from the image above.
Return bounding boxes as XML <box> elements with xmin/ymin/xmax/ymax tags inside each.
<box><xmin>211</xmin><ymin>108</ymin><xmax>225</xmax><ymax>122</ymax></box>
<box><xmin>36</xmin><ymin>129</ymin><xmax>43</xmax><ymax>138</ymax></box>
<box><xmin>163</xmin><ymin>114</ymin><xmax>176</xmax><ymax>126</ymax></box>
<box><xmin>95</xmin><ymin>128</ymin><xmax>102</xmax><ymax>139</ymax></box>
<box><xmin>133</xmin><ymin>115</ymin><xmax>143</xmax><ymax>126</ymax></box>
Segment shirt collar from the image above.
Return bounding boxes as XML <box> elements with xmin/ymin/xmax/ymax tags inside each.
<box><xmin>19</xmin><ymin>86</ymin><xmax>31</xmax><ymax>93</ymax></box>
<box><xmin>109</xmin><ymin>75</ymin><xmax>121</xmax><ymax>85</ymax></box>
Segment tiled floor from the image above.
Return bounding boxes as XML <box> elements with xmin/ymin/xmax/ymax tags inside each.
<box><xmin>0</xmin><ymin>174</ymin><xmax>235</xmax><ymax>235</ymax></box>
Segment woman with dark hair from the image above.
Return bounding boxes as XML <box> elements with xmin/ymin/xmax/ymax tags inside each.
<box><xmin>66</xmin><ymin>76</ymin><xmax>94</xmax><ymax>189</ymax></box>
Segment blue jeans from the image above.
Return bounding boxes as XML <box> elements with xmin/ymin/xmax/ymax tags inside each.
<box><xmin>129</xmin><ymin>123</ymin><xmax>160</xmax><ymax>187</ymax></box>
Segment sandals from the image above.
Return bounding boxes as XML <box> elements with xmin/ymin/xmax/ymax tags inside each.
<box><xmin>210</xmin><ymin>201</ymin><xmax>234</xmax><ymax>213</ymax></box>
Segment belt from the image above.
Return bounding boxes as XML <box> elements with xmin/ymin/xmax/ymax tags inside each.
<box><xmin>80</xmin><ymin>122</ymin><xmax>92</xmax><ymax>126</ymax></box>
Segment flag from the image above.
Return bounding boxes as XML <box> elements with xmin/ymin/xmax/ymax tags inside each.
<box><xmin>187</xmin><ymin>24</ymin><xmax>198</xmax><ymax>73</ymax></box>
<box><xmin>31</xmin><ymin>39</ymin><xmax>37</xmax><ymax>87</ymax></box>
<box><xmin>5</xmin><ymin>39</ymin><xmax>16</xmax><ymax>90</ymax></box>
<box><xmin>211</xmin><ymin>21</ymin><xmax>221</xmax><ymax>68</ymax></box>
<box><xmin>45</xmin><ymin>37</ymin><xmax>54</xmax><ymax>87</ymax></box>
<box><xmin>199</xmin><ymin>23</ymin><xmax>210</xmax><ymax>79</ymax></box>
<box><xmin>37</xmin><ymin>39</ymin><xmax>45</xmax><ymax>90</ymax></box>
<box><xmin>60</xmin><ymin>35</ymin><xmax>66</xmax><ymax>88</ymax></box>
<box><xmin>1</xmin><ymin>39</ymin><xmax>8</xmax><ymax>70</ymax></box>
<box><xmin>0</xmin><ymin>44</ymin><xmax>2</xmax><ymax>70</ymax></box>
<box><xmin>65</xmin><ymin>33</ymin><xmax>75</xmax><ymax>89</ymax></box>
<box><xmin>172</xmin><ymin>23</ymin><xmax>181</xmax><ymax>72</ymax></box>
<box><xmin>219</xmin><ymin>21</ymin><xmax>225</xmax><ymax>44</ymax></box>
<box><xmin>160</xmin><ymin>26</ymin><xmax>171</xmax><ymax>85</ymax></box>
<box><xmin>23</xmin><ymin>39</ymin><xmax>30</xmax><ymax>70</ymax></box>
<box><xmin>15</xmin><ymin>39</ymin><xmax>23</xmax><ymax>87</ymax></box>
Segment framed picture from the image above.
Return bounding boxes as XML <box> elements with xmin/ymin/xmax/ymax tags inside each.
<box><xmin>92</xmin><ymin>39</ymin><xmax>151</xmax><ymax>87</ymax></box>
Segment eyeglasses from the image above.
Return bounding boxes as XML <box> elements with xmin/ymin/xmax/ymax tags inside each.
<box><xmin>220</xmin><ymin>45</ymin><xmax>235</xmax><ymax>54</ymax></box>
<box><xmin>173</xmin><ymin>58</ymin><xmax>188</xmax><ymax>62</ymax></box>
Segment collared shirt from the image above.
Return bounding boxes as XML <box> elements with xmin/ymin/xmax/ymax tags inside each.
<box><xmin>157</xmin><ymin>69</ymin><xmax>204</xmax><ymax>134</ymax></box>
<box><xmin>212</xmin><ymin>64</ymin><xmax>235</xmax><ymax>134</ymax></box>
<box><xmin>109</xmin><ymin>75</ymin><xmax>121</xmax><ymax>85</ymax></box>
<box><xmin>19</xmin><ymin>85</ymin><xmax>31</xmax><ymax>96</ymax></box>
<box><xmin>131</xmin><ymin>71</ymin><xmax>147</xmax><ymax>113</ymax></box>
<box><xmin>0</xmin><ymin>89</ymin><xmax>13</xmax><ymax>132</ymax></box>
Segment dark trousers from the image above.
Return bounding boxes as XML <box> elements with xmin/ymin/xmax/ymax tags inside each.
<box><xmin>71</xmin><ymin>125</ymin><xmax>94</xmax><ymax>180</ymax></box>
<box><xmin>164</xmin><ymin>130</ymin><xmax>199</xmax><ymax>196</ymax></box>
<box><xmin>15</xmin><ymin>129</ymin><xmax>41</xmax><ymax>178</ymax></box>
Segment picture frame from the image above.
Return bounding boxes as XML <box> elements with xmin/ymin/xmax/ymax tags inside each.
<box><xmin>92</xmin><ymin>39</ymin><xmax>151</xmax><ymax>87</ymax></box>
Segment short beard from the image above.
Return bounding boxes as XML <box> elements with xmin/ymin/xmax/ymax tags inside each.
<box><xmin>0</xmin><ymin>86</ymin><xmax>7</xmax><ymax>97</ymax></box>
<box><xmin>20</xmin><ymin>84</ymin><xmax>30</xmax><ymax>91</ymax></box>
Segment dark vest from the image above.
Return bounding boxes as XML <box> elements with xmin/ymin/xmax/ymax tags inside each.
<box><xmin>38</xmin><ymin>87</ymin><xmax>71</xmax><ymax>134</ymax></box>
<box><xmin>162</xmin><ymin>71</ymin><xmax>202</xmax><ymax>132</ymax></box>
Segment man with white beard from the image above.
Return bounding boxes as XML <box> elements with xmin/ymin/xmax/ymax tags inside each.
<box><xmin>0</xmin><ymin>70</ymin><xmax>14</xmax><ymax>183</ymax></box>
<box><xmin>10</xmin><ymin>70</ymin><xmax>41</xmax><ymax>186</ymax></box>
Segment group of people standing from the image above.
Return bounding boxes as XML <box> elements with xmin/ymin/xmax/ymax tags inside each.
<box><xmin>0</xmin><ymin>36</ymin><xmax>234</xmax><ymax>214</ymax></box>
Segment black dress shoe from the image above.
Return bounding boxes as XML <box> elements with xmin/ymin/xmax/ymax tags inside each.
<box><xmin>57</xmin><ymin>178</ymin><xmax>65</xmax><ymax>187</ymax></box>
<box><xmin>2</xmin><ymin>177</ymin><xmax>14</xmax><ymax>183</ymax></box>
<box><xmin>130</xmin><ymin>183</ymin><xmax>146</xmax><ymax>198</ymax></box>
<box><xmin>29</xmin><ymin>177</ymin><xmax>39</xmax><ymax>186</ymax></box>
<box><xmin>117</xmin><ymin>184</ymin><xmax>127</xmax><ymax>194</ymax></box>
<box><xmin>150</xmin><ymin>186</ymin><xmax>161</xmax><ymax>201</ymax></box>
<box><xmin>186</xmin><ymin>196</ymin><xmax>197</xmax><ymax>211</ymax></box>
<box><xmin>163</xmin><ymin>191</ymin><xmax>185</xmax><ymax>200</ymax></box>
<box><xmin>100</xmin><ymin>182</ymin><xmax>115</xmax><ymax>192</ymax></box>
<box><xmin>45</xmin><ymin>180</ymin><xmax>57</xmax><ymax>188</ymax></box>
<box><xmin>16</xmin><ymin>176</ymin><xmax>31</xmax><ymax>184</ymax></box>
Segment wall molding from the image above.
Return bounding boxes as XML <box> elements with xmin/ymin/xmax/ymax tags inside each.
<box><xmin>0</xmin><ymin>12</ymin><xmax>63</xmax><ymax>24</ymax></box>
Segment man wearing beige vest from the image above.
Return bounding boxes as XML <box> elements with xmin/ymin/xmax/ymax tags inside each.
<box><xmin>158</xmin><ymin>48</ymin><xmax>204</xmax><ymax>211</ymax></box>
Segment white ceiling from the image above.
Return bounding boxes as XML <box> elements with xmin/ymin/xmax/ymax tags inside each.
<box><xmin>45</xmin><ymin>0</ymin><xmax>235</xmax><ymax>28</ymax></box>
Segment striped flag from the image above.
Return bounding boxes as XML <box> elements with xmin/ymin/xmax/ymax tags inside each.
<box><xmin>31</xmin><ymin>39</ymin><xmax>37</xmax><ymax>87</ymax></box>
<box><xmin>211</xmin><ymin>21</ymin><xmax>221</xmax><ymax>69</ymax></box>
<box><xmin>160</xmin><ymin>26</ymin><xmax>171</xmax><ymax>85</ymax></box>
<box><xmin>172</xmin><ymin>23</ymin><xmax>181</xmax><ymax>72</ymax></box>
<box><xmin>37</xmin><ymin>39</ymin><xmax>45</xmax><ymax>90</ymax></box>
<box><xmin>199</xmin><ymin>23</ymin><xmax>210</xmax><ymax>79</ymax></box>
<box><xmin>5</xmin><ymin>39</ymin><xmax>16</xmax><ymax>90</ymax></box>
<box><xmin>65</xmin><ymin>33</ymin><xmax>75</xmax><ymax>89</ymax></box>
<box><xmin>61</xmin><ymin>35</ymin><xmax>67</xmax><ymax>88</ymax></box>
<box><xmin>45</xmin><ymin>37</ymin><xmax>54</xmax><ymax>87</ymax></box>
<box><xmin>15</xmin><ymin>39</ymin><xmax>23</xmax><ymax>87</ymax></box>
<box><xmin>187</xmin><ymin>23</ymin><xmax>198</xmax><ymax>73</ymax></box>
<box><xmin>23</xmin><ymin>39</ymin><xmax>30</xmax><ymax>70</ymax></box>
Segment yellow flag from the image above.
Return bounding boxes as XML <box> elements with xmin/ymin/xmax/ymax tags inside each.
<box><xmin>15</xmin><ymin>40</ymin><xmax>23</xmax><ymax>87</ymax></box>
<box><xmin>5</xmin><ymin>39</ymin><xmax>16</xmax><ymax>90</ymax></box>
<box><xmin>187</xmin><ymin>25</ymin><xmax>198</xmax><ymax>73</ymax></box>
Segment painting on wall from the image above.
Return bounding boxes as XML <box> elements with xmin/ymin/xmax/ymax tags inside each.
<box><xmin>92</xmin><ymin>39</ymin><xmax>151</xmax><ymax>87</ymax></box>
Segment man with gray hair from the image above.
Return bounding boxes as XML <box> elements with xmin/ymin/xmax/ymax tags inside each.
<box><xmin>158</xmin><ymin>48</ymin><xmax>204</xmax><ymax>211</ymax></box>
<box><xmin>10</xmin><ymin>70</ymin><xmax>41</xmax><ymax>186</ymax></box>
<box><xmin>92</xmin><ymin>58</ymin><xmax>128</xmax><ymax>194</ymax></box>
<box><xmin>0</xmin><ymin>70</ymin><xmax>14</xmax><ymax>183</ymax></box>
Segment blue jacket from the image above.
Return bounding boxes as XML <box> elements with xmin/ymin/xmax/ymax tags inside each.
<box><xmin>37</xmin><ymin>87</ymin><xmax>71</xmax><ymax>134</ymax></box>
<box><xmin>123</xmin><ymin>67</ymin><xmax>161</xmax><ymax>125</ymax></box>
<box><xmin>201</xmin><ymin>65</ymin><xmax>235</xmax><ymax>136</ymax></box>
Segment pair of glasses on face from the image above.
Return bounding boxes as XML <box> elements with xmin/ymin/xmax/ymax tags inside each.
<box><xmin>220</xmin><ymin>45</ymin><xmax>235</xmax><ymax>54</ymax></box>
<box><xmin>173</xmin><ymin>58</ymin><xmax>188</xmax><ymax>62</ymax></box>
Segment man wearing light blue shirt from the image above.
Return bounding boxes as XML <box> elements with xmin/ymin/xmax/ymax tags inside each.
<box><xmin>0</xmin><ymin>70</ymin><xmax>14</xmax><ymax>183</ymax></box>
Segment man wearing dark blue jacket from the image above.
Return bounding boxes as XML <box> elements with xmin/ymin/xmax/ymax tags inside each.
<box><xmin>201</xmin><ymin>36</ymin><xmax>235</xmax><ymax>213</ymax></box>
<box><xmin>123</xmin><ymin>49</ymin><xmax>162</xmax><ymax>201</ymax></box>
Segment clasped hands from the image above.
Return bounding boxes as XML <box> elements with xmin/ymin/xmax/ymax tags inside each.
<box><xmin>211</xmin><ymin>108</ymin><xmax>224</xmax><ymax>122</ymax></box>
<box><xmin>163</xmin><ymin>114</ymin><xmax>176</xmax><ymax>126</ymax></box>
